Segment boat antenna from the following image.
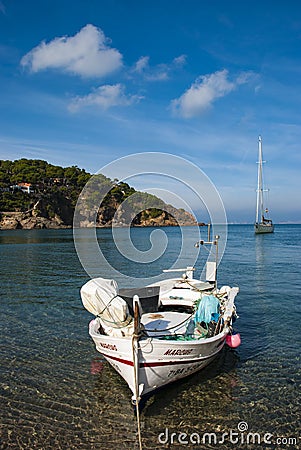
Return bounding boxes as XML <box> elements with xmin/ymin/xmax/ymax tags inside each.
<box><xmin>195</xmin><ymin>224</ymin><xmax>219</xmax><ymax>289</ymax></box>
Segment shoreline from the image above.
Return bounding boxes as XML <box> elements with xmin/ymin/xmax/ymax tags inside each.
<box><xmin>0</xmin><ymin>210</ymin><xmax>197</xmax><ymax>230</ymax></box>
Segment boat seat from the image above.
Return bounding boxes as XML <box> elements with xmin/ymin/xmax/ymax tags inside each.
<box><xmin>119</xmin><ymin>286</ymin><xmax>160</xmax><ymax>316</ymax></box>
<box><xmin>140</xmin><ymin>311</ymin><xmax>191</xmax><ymax>337</ymax></box>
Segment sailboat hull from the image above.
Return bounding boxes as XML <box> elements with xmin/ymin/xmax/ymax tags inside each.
<box><xmin>254</xmin><ymin>222</ymin><xmax>274</xmax><ymax>234</ymax></box>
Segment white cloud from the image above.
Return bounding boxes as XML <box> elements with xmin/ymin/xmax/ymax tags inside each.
<box><xmin>20</xmin><ymin>24</ymin><xmax>123</xmax><ymax>78</ymax></box>
<box><xmin>171</xmin><ymin>69</ymin><xmax>250</xmax><ymax>118</ymax></box>
<box><xmin>132</xmin><ymin>54</ymin><xmax>186</xmax><ymax>81</ymax></box>
<box><xmin>173</xmin><ymin>55</ymin><xmax>187</xmax><ymax>67</ymax></box>
<box><xmin>145</xmin><ymin>66</ymin><xmax>169</xmax><ymax>81</ymax></box>
<box><xmin>68</xmin><ymin>83</ymin><xmax>143</xmax><ymax>112</ymax></box>
<box><xmin>134</xmin><ymin>56</ymin><xmax>149</xmax><ymax>73</ymax></box>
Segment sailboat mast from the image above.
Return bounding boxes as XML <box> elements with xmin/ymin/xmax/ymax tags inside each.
<box><xmin>254</xmin><ymin>135</ymin><xmax>274</xmax><ymax>233</ymax></box>
<box><xmin>256</xmin><ymin>136</ymin><xmax>264</xmax><ymax>223</ymax></box>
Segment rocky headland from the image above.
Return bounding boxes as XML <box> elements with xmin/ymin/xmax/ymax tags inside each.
<box><xmin>0</xmin><ymin>159</ymin><xmax>196</xmax><ymax>230</ymax></box>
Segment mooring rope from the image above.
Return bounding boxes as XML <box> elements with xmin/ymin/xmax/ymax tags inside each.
<box><xmin>132</xmin><ymin>333</ymin><xmax>143</xmax><ymax>450</ymax></box>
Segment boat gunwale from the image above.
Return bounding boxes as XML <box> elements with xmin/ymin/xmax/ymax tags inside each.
<box><xmin>89</xmin><ymin>317</ymin><xmax>229</xmax><ymax>345</ymax></box>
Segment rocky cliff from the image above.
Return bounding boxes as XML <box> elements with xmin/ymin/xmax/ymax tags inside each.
<box><xmin>0</xmin><ymin>205</ymin><xmax>196</xmax><ymax>229</ymax></box>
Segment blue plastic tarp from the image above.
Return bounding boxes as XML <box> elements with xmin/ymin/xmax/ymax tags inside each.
<box><xmin>194</xmin><ymin>295</ymin><xmax>219</xmax><ymax>324</ymax></box>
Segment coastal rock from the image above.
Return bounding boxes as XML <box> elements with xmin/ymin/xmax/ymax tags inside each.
<box><xmin>0</xmin><ymin>214</ymin><xmax>22</xmax><ymax>229</ymax></box>
<box><xmin>0</xmin><ymin>207</ymin><xmax>197</xmax><ymax>230</ymax></box>
<box><xmin>0</xmin><ymin>211</ymin><xmax>70</xmax><ymax>230</ymax></box>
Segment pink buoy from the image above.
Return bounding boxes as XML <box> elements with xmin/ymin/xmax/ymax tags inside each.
<box><xmin>226</xmin><ymin>333</ymin><xmax>241</xmax><ymax>348</ymax></box>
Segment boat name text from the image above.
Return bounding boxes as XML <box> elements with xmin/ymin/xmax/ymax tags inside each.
<box><xmin>164</xmin><ymin>348</ymin><xmax>193</xmax><ymax>356</ymax></box>
<box><xmin>99</xmin><ymin>342</ymin><xmax>117</xmax><ymax>351</ymax></box>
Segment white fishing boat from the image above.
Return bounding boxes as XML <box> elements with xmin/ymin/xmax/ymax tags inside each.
<box><xmin>81</xmin><ymin>231</ymin><xmax>240</xmax><ymax>407</ymax></box>
<box><xmin>254</xmin><ymin>136</ymin><xmax>274</xmax><ymax>234</ymax></box>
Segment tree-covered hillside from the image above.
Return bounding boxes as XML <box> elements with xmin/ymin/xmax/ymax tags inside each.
<box><xmin>0</xmin><ymin>159</ymin><xmax>195</xmax><ymax>229</ymax></box>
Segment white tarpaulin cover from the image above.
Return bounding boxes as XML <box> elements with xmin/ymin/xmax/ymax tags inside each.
<box><xmin>81</xmin><ymin>277</ymin><xmax>129</xmax><ymax>325</ymax></box>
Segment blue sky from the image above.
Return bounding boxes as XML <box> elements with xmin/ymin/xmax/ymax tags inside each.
<box><xmin>0</xmin><ymin>0</ymin><xmax>300</xmax><ymax>223</ymax></box>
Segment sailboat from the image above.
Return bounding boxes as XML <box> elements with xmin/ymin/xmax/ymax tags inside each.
<box><xmin>254</xmin><ymin>135</ymin><xmax>274</xmax><ymax>234</ymax></box>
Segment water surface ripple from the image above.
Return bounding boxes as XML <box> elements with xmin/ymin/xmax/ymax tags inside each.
<box><xmin>0</xmin><ymin>226</ymin><xmax>300</xmax><ymax>449</ymax></box>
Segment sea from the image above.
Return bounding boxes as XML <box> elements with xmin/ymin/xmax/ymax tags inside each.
<box><xmin>0</xmin><ymin>225</ymin><xmax>300</xmax><ymax>449</ymax></box>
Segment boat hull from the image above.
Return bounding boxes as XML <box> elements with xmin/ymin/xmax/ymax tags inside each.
<box><xmin>254</xmin><ymin>222</ymin><xmax>274</xmax><ymax>234</ymax></box>
<box><xmin>89</xmin><ymin>318</ymin><xmax>227</xmax><ymax>397</ymax></box>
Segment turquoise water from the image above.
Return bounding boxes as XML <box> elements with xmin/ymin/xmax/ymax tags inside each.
<box><xmin>0</xmin><ymin>225</ymin><xmax>300</xmax><ymax>449</ymax></box>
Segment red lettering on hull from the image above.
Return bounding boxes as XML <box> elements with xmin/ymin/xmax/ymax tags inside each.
<box><xmin>100</xmin><ymin>342</ymin><xmax>117</xmax><ymax>351</ymax></box>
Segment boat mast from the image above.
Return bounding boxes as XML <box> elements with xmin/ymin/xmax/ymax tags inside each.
<box><xmin>256</xmin><ymin>136</ymin><xmax>264</xmax><ymax>223</ymax></box>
